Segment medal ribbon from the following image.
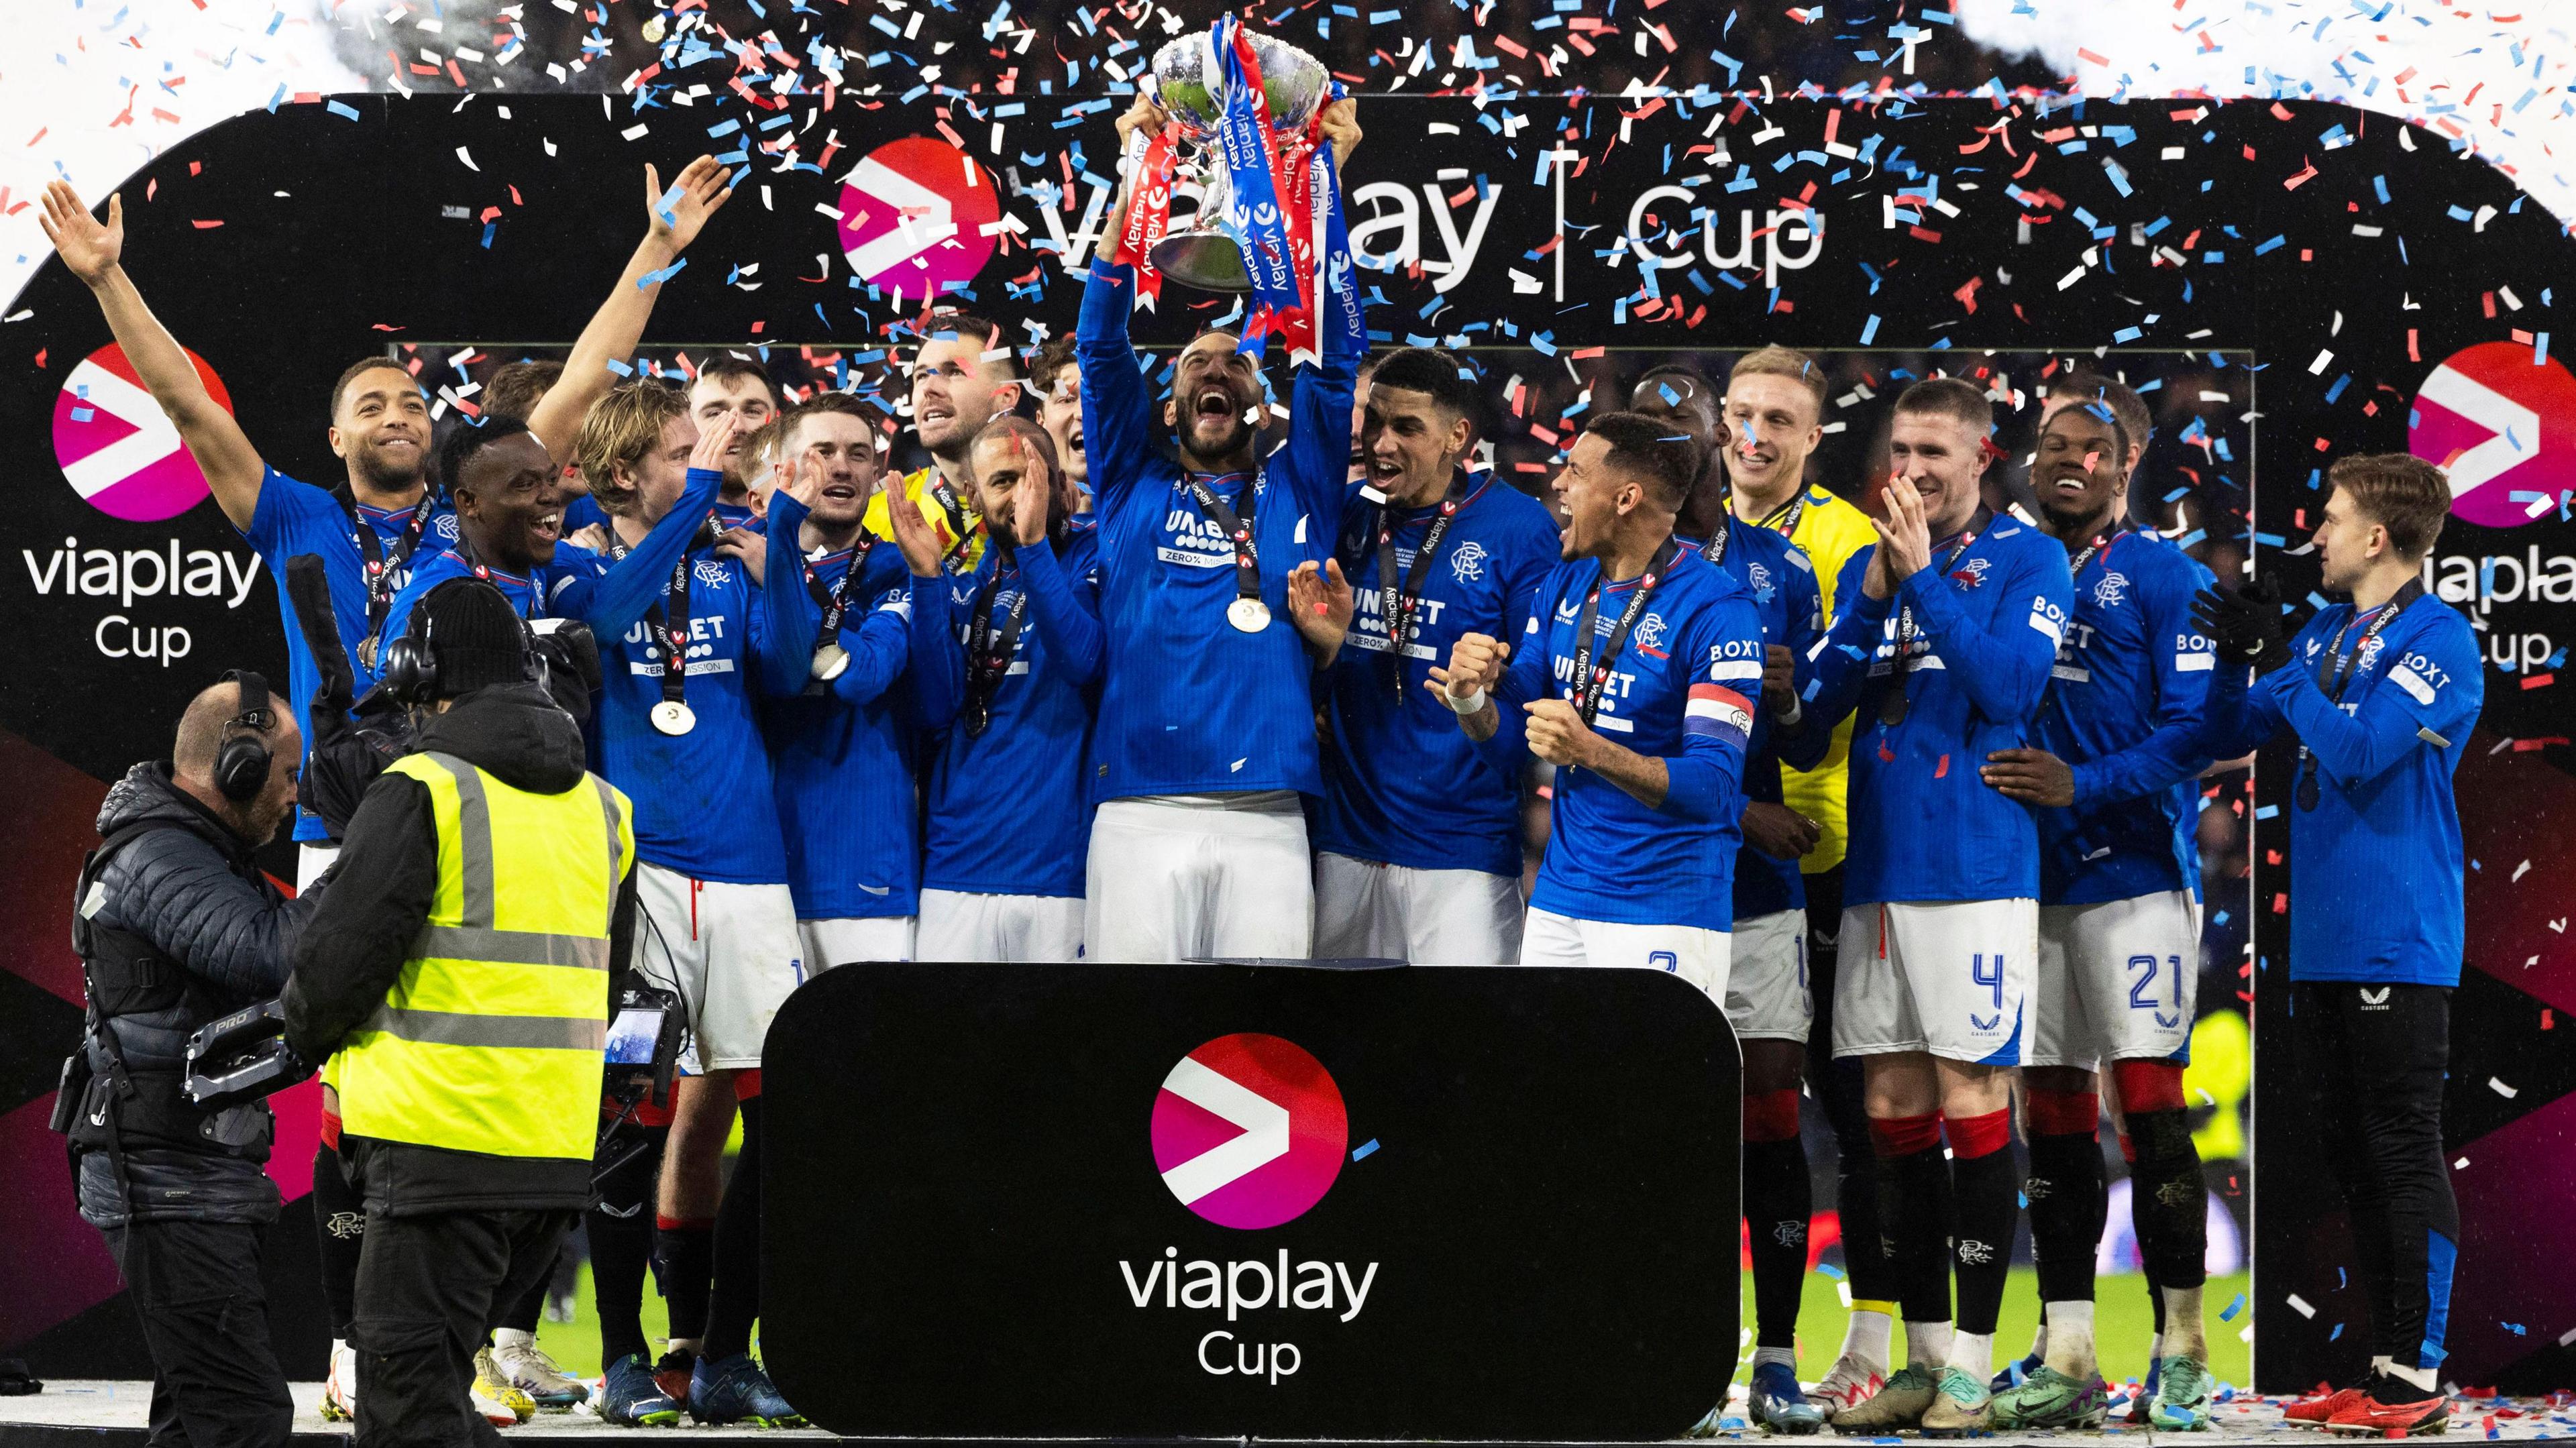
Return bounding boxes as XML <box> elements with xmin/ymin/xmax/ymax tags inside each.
<box><xmin>963</xmin><ymin>564</ymin><xmax>1032</xmax><ymax>735</ymax></box>
<box><xmin>1884</xmin><ymin>509</ymin><xmax>1989</xmax><ymax>721</ymax></box>
<box><xmin>608</xmin><ymin>528</ymin><xmax>697</xmax><ymax>715</ymax></box>
<box><xmin>339</xmin><ymin>486</ymin><xmax>440</xmax><ymax>645</ymax></box>
<box><xmin>1183</xmin><ymin>470</ymin><xmax>1264</xmax><ymax>620</ymax></box>
<box><xmin>1569</xmin><ymin>537</ymin><xmax>1684</xmax><ymax>727</ymax></box>
<box><xmin>803</xmin><ymin>533</ymin><xmax>877</xmax><ymax>677</ymax></box>
<box><xmin>1373</xmin><ymin>472</ymin><xmax>1471</xmax><ymax>701</ymax></box>
<box><xmin>2298</xmin><ymin>579</ymin><xmax>2423</xmax><ymax>810</ymax></box>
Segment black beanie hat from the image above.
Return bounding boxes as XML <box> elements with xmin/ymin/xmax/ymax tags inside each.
<box><xmin>421</xmin><ymin>579</ymin><xmax>528</xmax><ymax>698</ymax></box>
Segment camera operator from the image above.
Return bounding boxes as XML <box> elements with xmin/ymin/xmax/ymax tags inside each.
<box><xmin>282</xmin><ymin>579</ymin><xmax>634</xmax><ymax>1448</ymax></box>
<box><xmin>62</xmin><ymin>673</ymin><xmax>313</xmax><ymax>1448</ymax></box>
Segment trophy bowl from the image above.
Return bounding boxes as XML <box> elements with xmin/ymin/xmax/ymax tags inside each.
<box><xmin>1144</xmin><ymin>30</ymin><xmax>1330</xmax><ymax>292</ymax></box>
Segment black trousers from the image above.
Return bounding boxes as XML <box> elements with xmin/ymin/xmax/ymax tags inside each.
<box><xmin>351</xmin><ymin>1209</ymin><xmax>576</xmax><ymax>1448</ymax></box>
<box><xmin>98</xmin><ymin>1219</ymin><xmax>292</xmax><ymax>1448</ymax></box>
<box><xmin>2294</xmin><ymin>980</ymin><xmax>2459</xmax><ymax>1371</ymax></box>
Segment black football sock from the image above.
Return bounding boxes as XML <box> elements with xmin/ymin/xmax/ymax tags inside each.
<box><xmin>592</xmin><ymin>1123</ymin><xmax>663</xmax><ymax>1368</ymax></box>
<box><xmin>700</xmin><ymin>1096</ymin><xmax>765</xmax><ymax>1364</ymax></box>
<box><xmin>2026</xmin><ymin>1129</ymin><xmax>2105</xmax><ymax>1308</ymax></box>
<box><xmin>1743</xmin><ymin>1133</ymin><xmax>1813</xmax><ymax>1350</ymax></box>
<box><xmin>1947</xmin><ymin>1110</ymin><xmax>2020</xmax><ymax>1339</ymax></box>
<box><xmin>654</xmin><ymin>1216</ymin><xmax>716</xmax><ymax>1350</ymax></box>
<box><xmin>1872</xmin><ymin>1115</ymin><xmax>1953</xmax><ymax>1331</ymax></box>
<box><xmin>311</xmin><ymin>1139</ymin><xmax>363</xmax><ymax>1343</ymax></box>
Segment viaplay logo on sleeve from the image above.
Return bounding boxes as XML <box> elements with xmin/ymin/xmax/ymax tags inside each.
<box><xmin>53</xmin><ymin>343</ymin><xmax>234</xmax><ymax>522</ymax></box>
<box><xmin>836</xmin><ymin>136</ymin><xmax>1001</xmax><ymax>298</ymax></box>
<box><xmin>1152</xmin><ymin>1034</ymin><xmax>1347</xmax><ymax>1230</ymax></box>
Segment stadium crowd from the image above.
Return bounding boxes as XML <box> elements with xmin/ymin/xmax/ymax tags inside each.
<box><xmin>39</xmin><ymin>84</ymin><xmax>2475</xmax><ymax>1448</ymax></box>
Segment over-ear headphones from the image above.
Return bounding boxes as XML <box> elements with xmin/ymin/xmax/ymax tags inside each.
<box><xmin>380</xmin><ymin>579</ymin><xmax>541</xmax><ymax>709</ymax></box>
<box><xmin>214</xmin><ymin>670</ymin><xmax>275</xmax><ymax>804</ymax></box>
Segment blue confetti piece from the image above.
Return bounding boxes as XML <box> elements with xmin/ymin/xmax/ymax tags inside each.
<box><xmin>2255</xmin><ymin>805</ymin><xmax>2279</xmax><ymax>820</ymax></box>
<box><xmin>637</xmin><ymin>258</ymin><xmax>688</xmax><ymax>290</ymax></box>
<box><xmin>1860</xmin><ymin>313</ymin><xmax>1881</xmax><ymax>345</ymax></box>
<box><xmin>2330</xmin><ymin>1323</ymin><xmax>2345</xmax><ymax>1341</ymax></box>
<box><xmin>325</xmin><ymin>100</ymin><xmax>362</xmax><ymax>121</ymax></box>
<box><xmin>1351</xmin><ymin>1139</ymin><xmax>1379</xmax><ymax>1161</ymax></box>
<box><xmin>69</xmin><ymin>406</ymin><xmax>94</xmax><ymax>423</ymax></box>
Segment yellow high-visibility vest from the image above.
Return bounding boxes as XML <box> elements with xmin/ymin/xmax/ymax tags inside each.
<box><xmin>334</xmin><ymin>751</ymin><xmax>633</xmax><ymax>1162</ymax></box>
<box><xmin>863</xmin><ymin>465</ymin><xmax>986</xmax><ymax>573</ymax></box>
<box><xmin>1739</xmin><ymin>486</ymin><xmax>1880</xmax><ymax>875</ymax></box>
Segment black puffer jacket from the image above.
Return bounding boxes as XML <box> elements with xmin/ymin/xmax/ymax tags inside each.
<box><xmin>74</xmin><ymin>763</ymin><xmax>319</xmax><ymax>1228</ymax></box>
<box><xmin>284</xmin><ymin>683</ymin><xmax>606</xmax><ymax>1217</ymax></box>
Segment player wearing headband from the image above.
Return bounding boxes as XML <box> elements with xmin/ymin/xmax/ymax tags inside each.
<box><xmin>869</xmin><ymin>313</ymin><xmax>1010</xmax><ymax>573</ymax></box>
<box><xmin>915</xmin><ymin>417</ymin><xmax>1102</xmax><ymax>960</ymax></box>
<box><xmin>757</xmin><ymin>393</ymin><xmax>957</xmax><ymax>969</ymax></box>
<box><xmin>2191</xmin><ymin>454</ymin><xmax>2478</xmax><ymax>1441</ymax></box>
<box><xmin>1801</xmin><ymin>378</ymin><xmax>2074</xmax><ymax>1437</ymax></box>
<box><xmin>1314</xmin><ymin>347</ymin><xmax>1557</xmax><ymax>964</ymax></box>
<box><xmin>1434</xmin><ymin>413</ymin><xmax>1764</xmax><ymax>993</ymax></box>
<box><xmin>1975</xmin><ymin>387</ymin><xmax>2219</xmax><ymax>1431</ymax></box>
<box><xmin>1073</xmin><ymin>93</ymin><xmax>1364</xmax><ymax>962</ymax></box>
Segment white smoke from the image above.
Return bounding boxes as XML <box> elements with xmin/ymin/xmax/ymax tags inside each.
<box><xmin>0</xmin><ymin>0</ymin><xmax>362</xmax><ymax>315</ymax></box>
<box><xmin>1955</xmin><ymin>0</ymin><xmax>2576</xmax><ymax>226</ymax></box>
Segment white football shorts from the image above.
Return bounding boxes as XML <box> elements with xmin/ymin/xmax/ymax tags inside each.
<box><xmin>2028</xmin><ymin>889</ymin><xmax>2201</xmax><ymax>1070</ymax></box>
<box><xmin>1832</xmin><ymin>898</ymin><xmax>2038</xmax><ymax>1066</ymax></box>
<box><xmin>1312</xmin><ymin>852</ymin><xmax>1524</xmax><ymax>965</ymax></box>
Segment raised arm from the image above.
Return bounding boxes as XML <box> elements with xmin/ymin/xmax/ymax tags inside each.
<box><xmin>1014</xmin><ymin>538</ymin><xmax>1104</xmax><ymax>689</ymax></box>
<box><xmin>41</xmin><ymin>184</ymin><xmax>266</xmax><ymax>530</ymax></box>
<box><xmin>1074</xmin><ymin>100</ymin><xmax>1173</xmax><ymax>513</ymax></box>
<box><xmin>572</xmin><ymin>469</ymin><xmax>720</xmax><ymax>643</ymax></box>
<box><xmin>526</xmin><ymin>158</ymin><xmax>735</xmax><ymax>465</ymax></box>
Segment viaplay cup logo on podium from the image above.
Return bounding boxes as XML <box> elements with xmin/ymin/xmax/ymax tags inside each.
<box><xmin>1151</xmin><ymin>1033</ymin><xmax>1346</xmax><ymax>1229</ymax></box>
<box><xmin>2411</xmin><ymin>339</ymin><xmax>2576</xmax><ymax>528</ymax></box>
<box><xmin>835</xmin><ymin>135</ymin><xmax>1001</xmax><ymax>298</ymax></box>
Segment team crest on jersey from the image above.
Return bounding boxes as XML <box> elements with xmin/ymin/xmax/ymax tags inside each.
<box><xmin>2358</xmin><ymin>632</ymin><xmax>2389</xmax><ymax>674</ymax></box>
<box><xmin>694</xmin><ymin>558</ymin><xmax>733</xmax><ymax>587</ymax></box>
<box><xmin>1450</xmin><ymin>539</ymin><xmax>1489</xmax><ymax>583</ymax></box>
<box><xmin>1951</xmin><ymin>557</ymin><xmax>1991</xmax><ymax>590</ymax></box>
<box><xmin>432</xmin><ymin>513</ymin><xmax>460</xmax><ymax>544</ymax></box>
<box><xmin>1633</xmin><ymin>612</ymin><xmax>1669</xmax><ymax>655</ymax></box>
<box><xmin>1746</xmin><ymin>560</ymin><xmax>1776</xmax><ymax>602</ymax></box>
<box><xmin>2092</xmin><ymin>569</ymin><xmax>2131</xmax><ymax>607</ymax></box>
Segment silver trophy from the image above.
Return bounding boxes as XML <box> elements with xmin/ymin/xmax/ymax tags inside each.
<box><xmin>1143</xmin><ymin>30</ymin><xmax>1330</xmax><ymax>292</ymax></box>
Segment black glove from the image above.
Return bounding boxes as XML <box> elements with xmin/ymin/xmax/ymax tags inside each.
<box><xmin>301</xmin><ymin>693</ymin><xmax>415</xmax><ymax>840</ymax></box>
<box><xmin>533</xmin><ymin>620</ymin><xmax>602</xmax><ymax>724</ymax></box>
<box><xmin>2191</xmin><ymin>577</ymin><xmax>2288</xmax><ymax>671</ymax></box>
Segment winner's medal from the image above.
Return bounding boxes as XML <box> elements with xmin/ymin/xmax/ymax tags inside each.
<box><xmin>1228</xmin><ymin>596</ymin><xmax>1272</xmax><ymax>632</ymax></box>
<box><xmin>650</xmin><ymin>700</ymin><xmax>698</xmax><ymax>736</ymax></box>
<box><xmin>810</xmin><ymin>641</ymin><xmax>850</xmax><ymax>681</ymax></box>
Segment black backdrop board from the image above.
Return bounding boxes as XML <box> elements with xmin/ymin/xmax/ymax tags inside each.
<box><xmin>761</xmin><ymin>962</ymin><xmax>1739</xmax><ymax>1440</ymax></box>
<box><xmin>0</xmin><ymin>89</ymin><xmax>2572</xmax><ymax>1390</ymax></box>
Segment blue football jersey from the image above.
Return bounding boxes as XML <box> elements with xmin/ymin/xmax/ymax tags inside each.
<box><xmin>553</xmin><ymin>468</ymin><xmax>792</xmax><ymax>885</ymax></box>
<box><xmin>1317</xmin><ymin>471</ymin><xmax>1560</xmax><ymax>878</ymax></box>
<box><xmin>1687</xmin><ymin>521</ymin><xmax>1830</xmax><ymax>920</ymax></box>
<box><xmin>1806</xmin><ymin>514</ymin><xmax>2076</xmax><ymax>906</ymax></box>
<box><xmin>2030</xmin><ymin>529</ymin><xmax>2218</xmax><ymax>905</ymax></box>
<box><xmin>1075</xmin><ymin>258</ymin><xmax>1359</xmax><ymax>802</ymax></box>
<box><xmin>755</xmin><ymin>490</ymin><xmax>958</xmax><ymax>920</ymax></box>
<box><xmin>922</xmin><ymin>522</ymin><xmax>1105</xmax><ymax>899</ymax></box>
<box><xmin>239</xmin><ymin>469</ymin><xmax>454</xmax><ymax>840</ymax></box>
<box><xmin>2198</xmin><ymin>586</ymin><xmax>2481</xmax><ymax>986</ymax></box>
<box><xmin>1497</xmin><ymin>547</ymin><xmax>1766</xmax><ymax>932</ymax></box>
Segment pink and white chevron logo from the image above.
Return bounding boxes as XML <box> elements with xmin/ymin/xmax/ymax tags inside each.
<box><xmin>52</xmin><ymin>343</ymin><xmax>235</xmax><ymax>522</ymax></box>
<box><xmin>1150</xmin><ymin>1034</ymin><xmax>1347</xmax><ymax>1231</ymax></box>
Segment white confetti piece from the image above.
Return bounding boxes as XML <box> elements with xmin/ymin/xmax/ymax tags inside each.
<box><xmin>2489</xmin><ymin>1078</ymin><xmax>2518</xmax><ymax>1099</ymax></box>
<box><xmin>2286</xmin><ymin>1294</ymin><xmax>2315</xmax><ymax>1318</ymax></box>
